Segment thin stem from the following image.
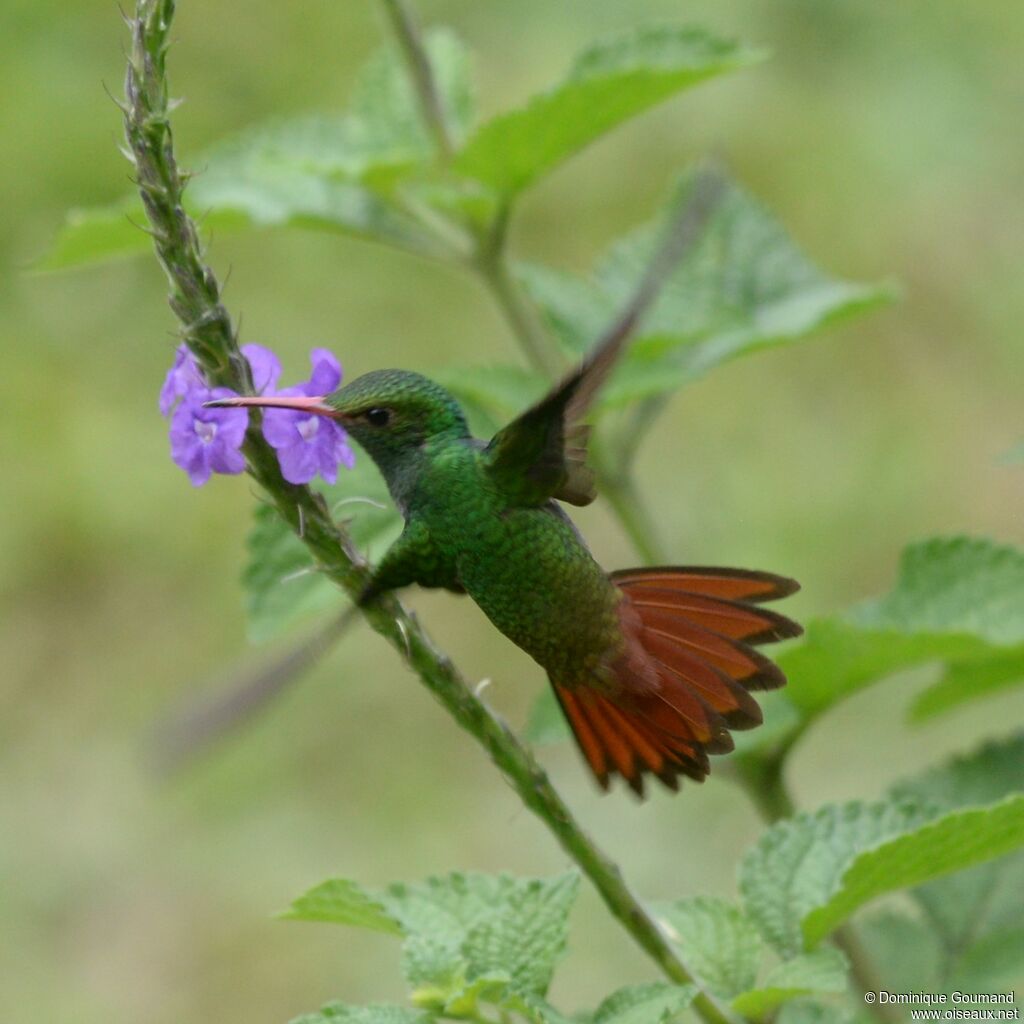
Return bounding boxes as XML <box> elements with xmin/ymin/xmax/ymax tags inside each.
<box><xmin>124</xmin><ymin>5</ymin><xmax>733</xmax><ymax>1022</ymax></box>
<box><xmin>379</xmin><ymin>0</ymin><xmax>455</xmax><ymax>161</ymax></box>
<box><xmin>593</xmin><ymin>451</ymin><xmax>667</xmax><ymax>565</ymax></box>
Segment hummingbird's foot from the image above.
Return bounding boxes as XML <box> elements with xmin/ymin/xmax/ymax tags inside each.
<box><xmin>474</xmin><ymin>677</ymin><xmax>492</xmax><ymax>697</ymax></box>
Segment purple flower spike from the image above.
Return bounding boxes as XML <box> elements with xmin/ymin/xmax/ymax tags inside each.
<box><xmin>170</xmin><ymin>387</ymin><xmax>248</xmax><ymax>487</ymax></box>
<box><xmin>261</xmin><ymin>348</ymin><xmax>356</xmax><ymax>485</ymax></box>
<box><xmin>159</xmin><ymin>344</ymin><xmax>205</xmax><ymax>416</ymax></box>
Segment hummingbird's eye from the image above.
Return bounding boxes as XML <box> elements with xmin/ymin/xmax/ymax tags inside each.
<box><xmin>364</xmin><ymin>407</ymin><xmax>391</xmax><ymax>427</ymax></box>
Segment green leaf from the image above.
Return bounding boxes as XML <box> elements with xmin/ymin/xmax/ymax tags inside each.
<box><xmin>590</xmin><ymin>982</ymin><xmax>696</xmax><ymax>1024</ymax></box>
<box><xmin>281</xmin><ymin>878</ymin><xmax>402</xmax><ymax>935</ymax></box>
<box><xmin>284</xmin><ymin>871</ymin><xmax>578</xmax><ymax>1006</ymax></box>
<box><xmin>43</xmin><ymin>30</ymin><xmax>473</xmax><ymax>269</ymax></box>
<box><xmin>858</xmin><ymin>737</ymin><xmax>1024</xmax><ymax>1006</ymax></box>
<box><xmin>892</xmin><ymin>734</ymin><xmax>1024</xmax><ymax>995</ymax></box>
<box><xmin>651</xmin><ymin>897</ymin><xmax>761</xmax><ymax>999</ymax></box>
<box><xmin>731</xmin><ymin>948</ymin><xmax>849</xmax><ymax>1019</ymax></box>
<box><xmin>517</xmin><ymin>170</ymin><xmax>892</xmax><ymax>408</ymax></box>
<box><xmin>385</xmin><ymin>871</ymin><xmax>579</xmax><ymax>998</ymax></box>
<box><xmin>739</xmin><ymin>795</ymin><xmax>1024</xmax><ymax>957</ymax></box>
<box><xmin>779</xmin><ymin>536</ymin><xmax>1024</xmax><ymax>717</ymax></box>
<box><xmin>455</xmin><ymin>26</ymin><xmax>762</xmax><ymax>196</ymax></box>
<box><xmin>910</xmin><ymin>647</ymin><xmax>1024</xmax><ymax>720</ymax></box>
<box><xmin>290</xmin><ymin>1004</ymin><xmax>431</xmax><ymax>1024</ymax></box>
<box><xmin>35</xmin><ymin>200</ymin><xmax>168</xmax><ymax>271</ymax></box>
<box><xmin>242</xmin><ymin>457</ymin><xmax>401</xmax><ymax>642</ymax></box>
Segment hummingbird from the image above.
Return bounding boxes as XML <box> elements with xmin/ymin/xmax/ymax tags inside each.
<box><xmin>208</xmin><ymin>183</ymin><xmax>802</xmax><ymax>796</ymax></box>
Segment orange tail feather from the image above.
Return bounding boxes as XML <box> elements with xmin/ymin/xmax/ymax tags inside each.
<box><xmin>554</xmin><ymin>566</ymin><xmax>801</xmax><ymax>797</ymax></box>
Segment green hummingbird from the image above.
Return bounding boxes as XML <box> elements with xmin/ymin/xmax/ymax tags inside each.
<box><xmin>210</xmin><ymin>334</ymin><xmax>801</xmax><ymax>795</ymax></box>
<box><xmin>209</xmin><ymin>180</ymin><xmax>801</xmax><ymax>796</ymax></box>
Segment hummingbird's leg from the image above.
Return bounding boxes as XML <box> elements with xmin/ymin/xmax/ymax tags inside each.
<box><xmin>356</xmin><ymin>518</ymin><xmax>460</xmax><ymax>606</ymax></box>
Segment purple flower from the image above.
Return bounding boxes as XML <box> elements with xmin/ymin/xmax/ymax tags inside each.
<box><xmin>240</xmin><ymin>343</ymin><xmax>282</xmax><ymax>394</ymax></box>
<box><xmin>169</xmin><ymin>387</ymin><xmax>248</xmax><ymax>487</ymax></box>
<box><xmin>261</xmin><ymin>348</ymin><xmax>355</xmax><ymax>485</ymax></box>
<box><xmin>159</xmin><ymin>345</ymin><xmax>205</xmax><ymax>416</ymax></box>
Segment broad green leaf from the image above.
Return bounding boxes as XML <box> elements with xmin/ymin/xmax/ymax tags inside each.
<box><xmin>731</xmin><ymin>948</ymin><xmax>849</xmax><ymax>1019</ymax></box>
<box><xmin>349</xmin><ymin>27</ymin><xmax>475</xmax><ymax>154</ymax></box>
<box><xmin>779</xmin><ymin>536</ymin><xmax>1024</xmax><ymax>717</ymax></box>
<box><xmin>891</xmin><ymin>734</ymin><xmax>1024</xmax><ymax>993</ymax></box>
<box><xmin>290</xmin><ymin>1004</ymin><xmax>431</xmax><ymax>1024</ymax></box>
<box><xmin>36</xmin><ymin>200</ymin><xmax>181</xmax><ymax>271</ymax></box>
<box><xmin>651</xmin><ymin>897</ymin><xmax>761</xmax><ymax>999</ymax></box>
<box><xmin>385</xmin><ymin>871</ymin><xmax>579</xmax><ymax>998</ymax></box>
<box><xmin>739</xmin><ymin>795</ymin><xmax>1024</xmax><ymax>957</ymax></box>
<box><xmin>858</xmin><ymin>737</ymin><xmax>1024</xmax><ymax>1006</ymax></box>
<box><xmin>282</xmin><ymin>878</ymin><xmax>402</xmax><ymax>935</ymax></box>
<box><xmin>910</xmin><ymin>647</ymin><xmax>1024</xmax><ymax>720</ymax></box>
<box><xmin>740</xmin><ymin>801</ymin><xmax>929</xmax><ymax>957</ymax></box>
<box><xmin>42</xmin><ymin>30</ymin><xmax>472</xmax><ymax>269</ymax></box>
<box><xmin>285</xmin><ymin>871</ymin><xmax>578</xmax><ymax>1006</ymax></box>
<box><xmin>243</xmin><ymin>457</ymin><xmax>401</xmax><ymax>642</ymax></box>
<box><xmin>517</xmin><ymin>170</ymin><xmax>892</xmax><ymax>408</ymax></box>
<box><xmin>455</xmin><ymin>26</ymin><xmax>762</xmax><ymax>196</ymax></box>
<box><xmin>590</xmin><ymin>982</ymin><xmax>696</xmax><ymax>1024</ymax></box>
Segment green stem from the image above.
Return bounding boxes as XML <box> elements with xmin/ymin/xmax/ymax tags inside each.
<box><xmin>125</xmin><ymin>5</ymin><xmax>734</xmax><ymax>1022</ymax></box>
<box><xmin>378</xmin><ymin>0</ymin><xmax>455</xmax><ymax>161</ymax></box>
<box><xmin>475</xmin><ymin>247</ymin><xmax>565</xmax><ymax>379</ymax></box>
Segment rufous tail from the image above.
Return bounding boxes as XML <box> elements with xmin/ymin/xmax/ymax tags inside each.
<box><xmin>552</xmin><ymin>567</ymin><xmax>802</xmax><ymax>797</ymax></box>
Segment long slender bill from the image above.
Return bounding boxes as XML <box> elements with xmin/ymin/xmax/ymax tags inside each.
<box><xmin>203</xmin><ymin>395</ymin><xmax>340</xmax><ymax>416</ymax></box>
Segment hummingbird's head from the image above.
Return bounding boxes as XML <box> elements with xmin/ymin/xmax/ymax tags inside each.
<box><xmin>324</xmin><ymin>369</ymin><xmax>469</xmax><ymax>460</ymax></box>
<box><xmin>206</xmin><ymin>367</ymin><xmax>469</xmax><ymax>473</ymax></box>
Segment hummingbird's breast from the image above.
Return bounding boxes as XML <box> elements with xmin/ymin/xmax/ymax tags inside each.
<box><xmin>415</xmin><ymin>442</ymin><xmax>624</xmax><ymax>679</ymax></box>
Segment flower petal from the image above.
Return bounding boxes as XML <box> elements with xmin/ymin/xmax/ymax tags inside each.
<box><xmin>261</xmin><ymin>407</ymin><xmax>301</xmax><ymax>448</ymax></box>
<box><xmin>308</xmin><ymin>348</ymin><xmax>342</xmax><ymax>395</ymax></box>
<box><xmin>276</xmin><ymin>442</ymin><xmax>319</xmax><ymax>485</ymax></box>
<box><xmin>242</xmin><ymin>343</ymin><xmax>282</xmax><ymax>394</ymax></box>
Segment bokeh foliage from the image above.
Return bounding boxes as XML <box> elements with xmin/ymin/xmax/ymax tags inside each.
<box><xmin>3</xmin><ymin>2</ymin><xmax>1023</xmax><ymax>1023</ymax></box>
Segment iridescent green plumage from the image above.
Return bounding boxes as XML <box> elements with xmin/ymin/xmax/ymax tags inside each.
<box><xmin>210</xmin><ymin>176</ymin><xmax>802</xmax><ymax>794</ymax></box>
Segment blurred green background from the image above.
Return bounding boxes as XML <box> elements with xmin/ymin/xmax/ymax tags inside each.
<box><xmin>2</xmin><ymin>1</ymin><xmax>1022</xmax><ymax>1021</ymax></box>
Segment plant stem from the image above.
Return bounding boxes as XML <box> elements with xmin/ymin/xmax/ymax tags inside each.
<box><xmin>125</xmin><ymin>5</ymin><xmax>733</xmax><ymax>1022</ymax></box>
<box><xmin>379</xmin><ymin>0</ymin><xmax>455</xmax><ymax>161</ymax></box>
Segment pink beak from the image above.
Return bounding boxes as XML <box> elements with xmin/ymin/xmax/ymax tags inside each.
<box><xmin>203</xmin><ymin>395</ymin><xmax>343</xmax><ymax>418</ymax></box>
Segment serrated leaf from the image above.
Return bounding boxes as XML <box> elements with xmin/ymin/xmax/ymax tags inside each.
<box><xmin>282</xmin><ymin>878</ymin><xmax>402</xmax><ymax>935</ymax></box>
<box><xmin>779</xmin><ymin>536</ymin><xmax>1024</xmax><ymax>718</ymax></box>
<box><xmin>455</xmin><ymin>26</ymin><xmax>761</xmax><ymax>196</ymax></box>
<box><xmin>731</xmin><ymin>948</ymin><xmax>849</xmax><ymax>1019</ymax></box>
<box><xmin>740</xmin><ymin>801</ymin><xmax>930</xmax><ymax>957</ymax></box>
<box><xmin>243</xmin><ymin>457</ymin><xmax>400</xmax><ymax>642</ymax></box>
<box><xmin>739</xmin><ymin>796</ymin><xmax>1024</xmax><ymax>957</ymax></box>
<box><xmin>385</xmin><ymin>871</ymin><xmax>579</xmax><ymax>998</ymax></box>
<box><xmin>651</xmin><ymin>897</ymin><xmax>761</xmax><ymax>999</ymax></box>
<box><xmin>591</xmin><ymin>982</ymin><xmax>696</xmax><ymax>1024</ymax></box>
<box><xmin>290</xmin><ymin>1004</ymin><xmax>431</xmax><ymax>1024</ymax></box>
<box><xmin>517</xmin><ymin>170</ymin><xmax>891</xmax><ymax>409</ymax></box>
<box><xmin>890</xmin><ymin>734</ymin><xmax>1024</xmax><ymax>993</ymax></box>
<box><xmin>43</xmin><ymin>30</ymin><xmax>472</xmax><ymax>269</ymax></box>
